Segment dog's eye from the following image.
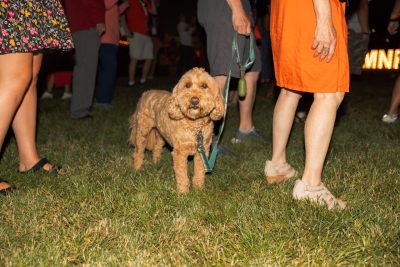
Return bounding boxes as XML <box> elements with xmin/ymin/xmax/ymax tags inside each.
<box><xmin>200</xmin><ymin>83</ymin><xmax>208</xmax><ymax>89</ymax></box>
<box><xmin>185</xmin><ymin>82</ymin><xmax>192</xmax><ymax>88</ymax></box>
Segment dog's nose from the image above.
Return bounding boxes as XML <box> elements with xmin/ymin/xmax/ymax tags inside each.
<box><xmin>191</xmin><ymin>96</ymin><xmax>199</xmax><ymax>106</ymax></box>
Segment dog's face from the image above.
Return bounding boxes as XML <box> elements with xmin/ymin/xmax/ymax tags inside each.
<box><xmin>167</xmin><ymin>68</ymin><xmax>225</xmax><ymax>121</ymax></box>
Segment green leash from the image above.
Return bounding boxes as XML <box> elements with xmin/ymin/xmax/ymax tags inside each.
<box><xmin>197</xmin><ymin>31</ymin><xmax>255</xmax><ymax>173</ymax></box>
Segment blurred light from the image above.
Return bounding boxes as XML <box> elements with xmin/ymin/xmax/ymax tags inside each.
<box><xmin>363</xmin><ymin>49</ymin><xmax>400</xmax><ymax>70</ymax></box>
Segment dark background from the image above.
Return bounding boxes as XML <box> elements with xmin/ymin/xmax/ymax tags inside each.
<box><xmin>158</xmin><ymin>0</ymin><xmax>399</xmax><ymax>49</ymax></box>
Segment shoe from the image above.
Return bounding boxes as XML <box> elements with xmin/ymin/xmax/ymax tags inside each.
<box><xmin>61</xmin><ymin>92</ymin><xmax>72</xmax><ymax>100</ymax></box>
<box><xmin>94</xmin><ymin>102</ymin><xmax>113</xmax><ymax>109</ymax></box>
<box><xmin>295</xmin><ymin>111</ymin><xmax>307</xmax><ymax>123</ymax></box>
<box><xmin>264</xmin><ymin>160</ymin><xmax>297</xmax><ymax>184</ymax></box>
<box><xmin>72</xmin><ymin>114</ymin><xmax>93</xmax><ymax>120</ymax></box>
<box><xmin>139</xmin><ymin>78</ymin><xmax>146</xmax><ymax>84</ymax></box>
<box><xmin>41</xmin><ymin>91</ymin><xmax>53</xmax><ymax>100</ymax></box>
<box><xmin>217</xmin><ymin>144</ymin><xmax>236</xmax><ymax>157</ymax></box>
<box><xmin>382</xmin><ymin>113</ymin><xmax>398</xmax><ymax>123</ymax></box>
<box><xmin>231</xmin><ymin>127</ymin><xmax>268</xmax><ymax>144</ymax></box>
<box><xmin>18</xmin><ymin>158</ymin><xmax>67</xmax><ymax>176</ymax></box>
<box><xmin>128</xmin><ymin>81</ymin><xmax>135</xmax><ymax>87</ymax></box>
<box><xmin>292</xmin><ymin>179</ymin><xmax>347</xmax><ymax>210</ymax></box>
<box><xmin>0</xmin><ymin>178</ymin><xmax>15</xmax><ymax>195</ymax></box>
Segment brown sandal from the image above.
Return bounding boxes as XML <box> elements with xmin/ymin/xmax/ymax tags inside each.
<box><xmin>292</xmin><ymin>179</ymin><xmax>347</xmax><ymax>210</ymax></box>
<box><xmin>0</xmin><ymin>178</ymin><xmax>15</xmax><ymax>195</ymax></box>
<box><xmin>264</xmin><ymin>160</ymin><xmax>297</xmax><ymax>184</ymax></box>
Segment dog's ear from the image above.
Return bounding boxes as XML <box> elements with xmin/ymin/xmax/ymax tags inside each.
<box><xmin>167</xmin><ymin>95</ymin><xmax>184</xmax><ymax>120</ymax></box>
<box><xmin>210</xmin><ymin>91</ymin><xmax>225</xmax><ymax>121</ymax></box>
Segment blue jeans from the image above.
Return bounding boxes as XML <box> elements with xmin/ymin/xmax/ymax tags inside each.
<box><xmin>96</xmin><ymin>43</ymin><xmax>119</xmax><ymax>104</ymax></box>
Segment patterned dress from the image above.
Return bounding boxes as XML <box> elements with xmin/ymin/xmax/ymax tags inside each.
<box><xmin>0</xmin><ymin>0</ymin><xmax>73</xmax><ymax>54</ymax></box>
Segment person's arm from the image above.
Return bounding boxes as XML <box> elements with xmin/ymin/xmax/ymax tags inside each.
<box><xmin>147</xmin><ymin>0</ymin><xmax>157</xmax><ymax>15</ymax></box>
<box><xmin>105</xmin><ymin>0</ymin><xmax>118</xmax><ymax>10</ymax></box>
<box><xmin>119</xmin><ymin>0</ymin><xmax>129</xmax><ymax>14</ymax></box>
<box><xmin>226</xmin><ymin>0</ymin><xmax>251</xmax><ymax>36</ymax></box>
<box><xmin>312</xmin><ymin>0</ymin><xmax>336</xmax><ymax>62</ymax></box>
<box><xmin>388</xmin><ymin>0</ymin><xmax>400</xmax><ymax>35</ymax></box>
<box><xmin>357</xmin><ymin>0</ymin><xmax>370</xmax><ymax>37</ymax></box>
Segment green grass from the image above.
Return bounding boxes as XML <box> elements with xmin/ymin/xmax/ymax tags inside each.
<box><xmin>0</xmin><ymin>74</ymin><xmax>399</xmax><ymax>266</ymax></box>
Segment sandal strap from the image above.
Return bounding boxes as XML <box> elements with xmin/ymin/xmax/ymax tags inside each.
<box><xmin>31</xmin><ymin>158</ymin><xmax>51</xmax><ymax>172</ymax></box>
<box><xmin>305</xmin><ymin>183</ymin><xmax>344</xmax><ymax>209</ymax></box>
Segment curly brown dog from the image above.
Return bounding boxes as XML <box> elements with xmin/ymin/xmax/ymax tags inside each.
<box><xmin>129</xmin><ymin>68</ymin><xmax>225</xmax><ymax>193</ymax></box>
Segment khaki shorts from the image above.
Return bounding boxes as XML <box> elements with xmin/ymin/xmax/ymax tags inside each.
<box><xmin>128</xmin><ymin>32</ymin><xmax>153</xmax><ymax>60</ymax></box>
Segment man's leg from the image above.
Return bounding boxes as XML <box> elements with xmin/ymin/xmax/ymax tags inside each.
<box><xmin>96</xmin><ymin>44</ymin><xmax>118</xmax><ymax>104</ymax></box>
<box><xmin>70</xmin><ymin>28</ymin><xmax>101</xmax><ymax>119</ymax></box>
<box><xmin>238</xmin><ymin>71</ymin><xmax>259</xmax><ymax>131</ymax></box>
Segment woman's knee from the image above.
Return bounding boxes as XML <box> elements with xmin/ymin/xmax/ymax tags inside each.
<box><xmin>314</xmin><ymin>92</ymin><xmax>345</xmax><ymax>107</ymax></box>
<box><xmin>280</xmin><ymin>88</ymin><xmax>302</xmax><ymax>101</ymax></box>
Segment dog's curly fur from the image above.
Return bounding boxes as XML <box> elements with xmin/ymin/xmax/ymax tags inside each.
<box><xmin>129</xmin><ymin>68</ymin><xmax>225</xmax><ymax>193</ymax></box>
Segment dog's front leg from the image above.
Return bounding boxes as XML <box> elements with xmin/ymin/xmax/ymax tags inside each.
<box><xmin>172</xmin><ymin>148</ymin><xmax>190</xmax><ymax>193</ymax></box>
<box><xmin>193</xmin><ymin>151</ymin><xmax>207</xmax><ymax>190</ymax></box>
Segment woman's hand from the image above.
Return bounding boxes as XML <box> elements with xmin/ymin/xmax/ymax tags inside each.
<box><xmin>312</xmin><ymin>19</ymin><xmax>337</xmax><ymax>63</ymax></box>
<box><xmin>388</xmin><ymin>20</ymin><xmax>399</xmax><ymax>35</ymax></box>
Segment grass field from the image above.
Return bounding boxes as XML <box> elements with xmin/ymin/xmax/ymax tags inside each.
<box><xmin>0</xmin><ymin>73</ymin><xmax>399</xmax><ymax>266</ymax></box>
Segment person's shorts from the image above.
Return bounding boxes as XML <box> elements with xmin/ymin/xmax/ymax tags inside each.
<box><xmin>197</xmin><ymin>0</ymin><xmax>261</xmax><ymax>78</ymax></box>
<box><xmin>348</xmin><ymin>29</ymin><xmax>369</xmax><ymax>75</ymax></box>
<box><xmin>128</xmin><ymin>32</ymin><xmax>154</xmax><ymax>60</ymax></box>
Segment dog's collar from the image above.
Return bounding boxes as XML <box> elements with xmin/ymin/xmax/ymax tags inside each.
<box><xmin>182</xmin><ymin>116</ymin><xmax>211</xmax><ymax>129</ymax></box>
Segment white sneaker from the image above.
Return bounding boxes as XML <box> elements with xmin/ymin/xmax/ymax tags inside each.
<box><xmin>128</xmin><ymin>81</ymin><xmax>135</xmax><ymax>87</ymax></box>
<box><xmin>139</xmin><ymin>78</ymin><xmax>146</xmax><ymax>84</ymax></box>
<box><xmin>382</xmin><ymin>113</ymin><xmax>398</xmax><ymax>123</ymax></box>
<box><xmin>292</xmin><ymin>179</ymin><xmax>347</xmax><ymax>210</ymax></box>
<box><xmin>41</xmin><ymin>91</ymin><xmax>53</xmax><ymax>99</ymax></box>
<box><xmin>61</xmin><ymin>92</ymin><xmax>72</xmax><ymax>100</ymax></box>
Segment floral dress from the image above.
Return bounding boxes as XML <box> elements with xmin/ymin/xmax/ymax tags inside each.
<box><xmin>0</xmin><ymin>0</ymin><xmax>73</xmax><ymax>54</ymax></box>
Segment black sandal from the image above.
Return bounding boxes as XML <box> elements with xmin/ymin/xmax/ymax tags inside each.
<box><xmin>19</xmin><ymin>158</ymin><xmax>67</xmax><ymax>175</ymax></box>
<box><xmin>0</xmin><ymin>178</ymin><xmax>15</xmax><ymax>195</ymax></box>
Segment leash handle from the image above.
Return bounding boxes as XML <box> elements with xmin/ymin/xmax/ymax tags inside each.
<box><xmin>199</xmin><ymin>31</ymin><xmax>255</xmax><ymax>173</ymax></box>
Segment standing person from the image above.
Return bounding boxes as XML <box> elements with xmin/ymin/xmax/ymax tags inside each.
<box><xmin>265</xmin><ymin>0</ymin><xmax>349</xmax><ymax>210</ymax></box>
<box><xmin>197</xmin><ymin>0</ymin><xmax>266</xmax><ymax>145</ymax></box>
<box><xmin>95</xmin><ymin>0</ymin><xmax>129</xmax><ymax>107</ymax></box>
<box><xmin>0</xmin><ymin>0</ymin><xmax>73</xmax><ymax>193</ymax></box>
<box><xmin>125</xmin><ymin>0</ymin><xmax>157</xmax><ymax>86</ymax></box>
<box><xmin>177</xmin><ymin>14</ymin><xmax>196</xmax><ymax>76</ymax></box>
<box><xmin>65</xmin><ymin>0</ymin><xmax>105</xmax><ymax>119</ymax></box>
<box><xmin>347</xmin><ymin>0</ymin><xmax>370</xmax><ymax>78</ymax></box>
<box><xmin>382</xmin><ymin>0</ymin><xmax>400</xmax><ymax>124</ymax></box>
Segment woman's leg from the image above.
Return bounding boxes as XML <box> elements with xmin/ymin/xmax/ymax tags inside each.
<box><xmin>302</xmin><ymin>92</ymin><xmax>344</xmax><ymax>186</ymax></box>
<box><xmin>293</xmin><ymin>92</ymin><xmax>346</xmax><ymax>209</ymax></box>
<box><xmin>0</xmin><ymin>53</ymin><xmax>33</xmax><ymax>151</ymax></box>
<box><xmin>388</xmin><ymin>75</ymin><xmax>400</xmax><ymax>115</ymax></box>
<box><xmin>11</xmin><ymin>53</ymin><xmax>53</xmax><ymax>171</ymax></box>
<box><xmin>0</xmin><ymin>53</ymin><xmax>33</xmax><ymax>189</ymax></box>
<box><xmin>271</xmin><ymin>88</ymin><xmax>302</xmax><ymax>163</ymax></box>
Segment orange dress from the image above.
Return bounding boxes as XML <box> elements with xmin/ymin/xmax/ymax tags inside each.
<box><xmin>270</xmin><ymin>0</ymin><xmax>349</xmax><ymax>93</ymax></box>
